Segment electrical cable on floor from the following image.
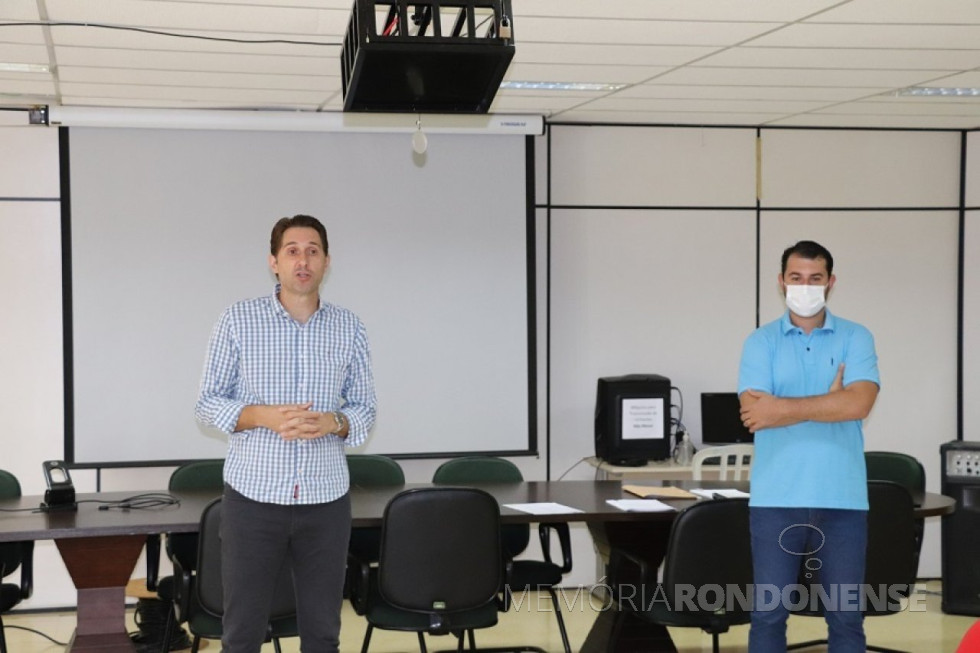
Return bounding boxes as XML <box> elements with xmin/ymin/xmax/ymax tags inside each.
<box><xmin>2</xmin><ymin>624</ymin><xmax>67</xmax><ymax>646</ymax></box>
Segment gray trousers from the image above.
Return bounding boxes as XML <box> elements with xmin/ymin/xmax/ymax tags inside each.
<box><xmin>220</xmin><ymin>484</ymin><xmax>351</xmax><ymax>653</ymax></box>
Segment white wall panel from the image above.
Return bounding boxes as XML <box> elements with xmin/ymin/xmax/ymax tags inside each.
<box><xmin>0</xmin><ymin>126</ymin><xmax>59</xmax><ymax>197</ymax></box>
<box><xmin>761</xmin><ymin>129</ymin><xmax>960</xmax><ymax>208</ymax></box>
<box><xmin>964</xmin><ymin>210</ymin><xmax>980</xmax><ymax>443</ymax></box>
<box><xmin>549</xmin><ymin>125</ymin><xmax>757</xmax><ymax>207</ymax></box>
<box><xmin>968</xmin><ymin>132</ymin><xmax>980</xmax><ymax>207</ymax></box>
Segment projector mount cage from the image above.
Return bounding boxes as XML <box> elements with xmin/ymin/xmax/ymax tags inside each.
<box><xmin>341</xmin><ymin>0</ymin><xmax>515</xmax><ymax>113</ymax></box>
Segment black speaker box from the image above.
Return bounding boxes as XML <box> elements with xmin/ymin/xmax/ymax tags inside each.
<box><xmin>941</xmin><ymin>440</ymin><xmax>980</xmax><ymax>615</ymax></box>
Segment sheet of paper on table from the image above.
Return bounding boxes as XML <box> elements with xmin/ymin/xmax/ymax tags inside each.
<box><xmin>502</xmin><ymin>502</ymin><xmax>584</xmax><ymax>515</ymax></box>
<box><xmin>606</xmin><ymin>499</ymin><xmax>677</xmax><ymax>512</ymax></box>
<box><xmin>689</xmin><ymin>488</ymin><xmax>750</xmax><ymax>499</ymax></box>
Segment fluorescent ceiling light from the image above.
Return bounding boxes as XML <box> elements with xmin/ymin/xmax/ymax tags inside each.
<box><xmin>0</xmin><ymin>62</ymin><xmax>50</xmax><ymax>73</ymax></box>
<box><xmin>894</xmin><ymin>86</ymin><xmax>980</xmax><ymax>97</ymax></box>
<box><xmin>500</xmin><ymin>81</ymin><xmax>627</xmax><ymax>92</ymax></box>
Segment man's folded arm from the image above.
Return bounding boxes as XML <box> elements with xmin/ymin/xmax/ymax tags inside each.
<box><xmin>740</xmin><ymin>380</ymin><xmax>879</xmax><ymax>431</ymax></box>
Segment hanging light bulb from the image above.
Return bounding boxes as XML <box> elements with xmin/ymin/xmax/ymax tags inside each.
<box><xmin>412</xmin><ymin>115</ymin><xmax>428</xmax><ymax>154</ymax></box>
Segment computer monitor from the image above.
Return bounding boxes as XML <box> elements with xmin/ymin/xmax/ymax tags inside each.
<box><xmin>594</xmin><ymin>374</ymin><xmax>672</xmax><ymax>465</ymax></box>
<box><xmin>700</xmin><ymin>392</ymin><xmax>753</xmax><ymax>445</ymax></box>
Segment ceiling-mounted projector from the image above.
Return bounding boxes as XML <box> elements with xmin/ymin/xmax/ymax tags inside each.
<box><xmin>340</xmin><ymin>0</ymin><xmax>515</xmax><ymax>113</ymax></box>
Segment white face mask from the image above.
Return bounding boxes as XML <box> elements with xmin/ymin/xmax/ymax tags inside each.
<box><xmin>785</xmin><ymin>284</ymin><xmax>826</xmax><ymax>318</ymax></box>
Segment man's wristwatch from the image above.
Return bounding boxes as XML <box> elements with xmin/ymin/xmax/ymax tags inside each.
<box><xmin>332</xmin><ymin>411</ymin><xmax>348</xmax><ymax>434</ymax></box>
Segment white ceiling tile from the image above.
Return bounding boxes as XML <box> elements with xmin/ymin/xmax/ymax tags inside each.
<box><xmin>504</xmin><ymin>63</ymin><xmax>669</xmax><ymax>85</ymax></box>
<box><xmin>0</xmin><ymin>24</ymin><xmax>48</xmax><ymax>46</ymax></box>
<box><xmin>815</xmin><ymin>100</ymin><xmax>980</xmax><ymax>117</ymax></box>
<box><xmin>0</xmin><ymin>77</ymin><xmax>58</xmax><ymax>95</ymax></box>
<box><xmin>514</xmin><ymin>43</ymin><xmax>717</xmax><ymax>67</ymax></box>
<box><xmin>515</xmin><ymin>0</ymin><xmax>842</xmax><ymax>22</ymax></box>
<box><xmin>617</xmin><ymin>84</ymin><xmax>886</xmax><ymax>102</ymax></box>
<box><xmin>0</xmin><ymin>0</ymin><xmax>977</xmax><ymax>127</ymax></box>
<box><xmin>59</xmin><ymin>81</ymin><xmax>333</xmax><ymax>104</ymax></box>
<box><xmin>515</xmin><ymin>17</ymin><xmax>778</xmax><ymax>46</ymax></box>
<box><xmin>43</xmin><ymin>0</ymin><xmax>348</xmax><ymax>37</ymax></box>
<box><xmin>917</xmin><ymin>71</ymin><xmax>980</xmax><ymax>88</ymax></box>
<box><xmin>751</xmin><ymin>23</ymin><xmax>980</xmax><ymax>50</ymax></box>
<box><xmin>653</xmin><ymin>66</ymin><xmax>945</xmax><ymax>89</ymax></box>
<box><xmin>55</xmin><ymin>46</ymin><xmax>332</xmax><ymax>76</ymax></box>
<box><xmin>57</xmin><ymin>66</ymin><xmax>334</xmax><ymax>92</ymax></box>
<box><xmin>700</xmin><ymin>47</ymin><xmax>980</xmax><ymax>71</ymax></box>
<box><xmin>0</xmin><ymin>43</ymin><xmax>50</xmax><ymax>64</ymax></box>
<box><xmin>812</xmin><ymin>0</ymin><xmax>980</xmax><ymax>25</ymax></box>
<box><xmin>579</xmin><ymin>97</ymin><xmax>833</xmax><ymax>115</ymax></box>
<box><xmin>0</xmin><ymin>0</ymin><xmax>41</xmax><ymax>21</ymax></box>
<box><xmin>48</xmin><ymin>31</ymin><xmax>339</xmax><ymax>57</ymax></box>
<box><xmin>490</xmin><ymin>94</ymin><xmax>582</xmax><ymax>114</ymax></box>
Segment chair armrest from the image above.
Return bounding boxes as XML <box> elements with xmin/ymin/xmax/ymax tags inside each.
<box><xmin>145</xmin><ymin>534</ymin><xmax>162</xmax><ymax>592</ymax></box>
<box><xmin>18</xmin><ymin>540</ymin><xmax>34</xmax><ymax>600</ymax></box>
<box><xmin>537</xmin><ymin>522</ymin><xmax>573</xmax><ymax>573</ymax></box>
<box><xmin>497</xmin><ymin>560</ymin><xmax>514</xmax><ymax>612</ymax></box>
<box><xmin>607</xmin><ymin>546</ymin><xmax>654</xmax><ymax>597</ymax></box>
<box><xmin>347</xmin><ymin>553</ymin><xmax>372</xmax><ymax>616</ymax></box>
<box><xmin>171</xmin><ymin>556</ymin><xmax>193</xmax><ymax>623</ymax></box>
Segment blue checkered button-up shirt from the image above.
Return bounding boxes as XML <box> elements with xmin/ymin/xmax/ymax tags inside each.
<box><xmin>195</xmin><ymin>286</ymin><xmax>377</xmax><ymax>505</ymax></box>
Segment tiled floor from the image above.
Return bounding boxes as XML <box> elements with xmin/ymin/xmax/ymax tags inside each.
<box><xmin>3</xmin><ymin>580</ymin><xmax>976</xmax><ymax>652</ymax></box>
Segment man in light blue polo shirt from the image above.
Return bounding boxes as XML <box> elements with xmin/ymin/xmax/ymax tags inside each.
<box><xmin>738</xmin><ymin>240</ymin><xmax>879</xmax><ymax>653</ymax></box>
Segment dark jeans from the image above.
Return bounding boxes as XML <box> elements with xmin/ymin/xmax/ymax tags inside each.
<box><xmin>221</xmin><ymin>485</ymin><xmax>351</xmax><ymax>653</ymax></box>
<box><xmin>749</xmin><ymin>506</ymin><xmax>868</xmax><ymax>653</ymax></box>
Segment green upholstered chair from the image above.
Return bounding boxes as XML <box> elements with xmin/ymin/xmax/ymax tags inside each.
<box><xmin>150</xmin><ymin>460</ymin><xmax>226</xmax><ymax>652</ymax></box>
<box><xmin>865</xmin><ymin>451</ymin><xmax>926</xmax><ymax>570</ymax></box>
<box><xmin>432</xmin><ymin>457</ymin><xmax>573</xmax><ymax>653</ymax></box>
<box><xmin>346</xmin><ymin>455</ymin><xmax>406</xmax><ymax>590</ymax></box>
<box><xmin>0</xmin><ymin>470</ymin><xmax>33</xmax><ymax>653</ymax></box>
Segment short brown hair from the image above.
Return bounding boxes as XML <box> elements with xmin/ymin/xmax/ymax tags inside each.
<box><xmin>270</xmin><ymin>214</ymin><xmax>328</xmax><ymax>256</ymax></box>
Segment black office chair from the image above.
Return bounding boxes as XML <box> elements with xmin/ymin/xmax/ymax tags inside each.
<box><xmin>432</xmin><ymin>457</ymin><xmax>573</xmax><ymax>653</ymax></box>
<box><xmin>169</xmin><ymin>497</ymin><xmax>299</xmax><ymax>653</ymax></box>
<box><xmin>0</xmin><ymin>470</ymin><xmax>33</xmax><ymax>653</ymax></box>
<box><xmin>607</xmin><ymin>497</ymin><xmax>752</xmax><ymax>653</ymax></box>
<box><xmin>350</xmin><ymin>487</ymin><xmax>505</xmax><ymax>653</ymax></box>
<box><xmin>866</xmin><ymin>451</ymin><xmax>926</xmax><ymax>569</ymax></box>
<box><xmin>787</xmin><ymin>480</ymin><xmax>918</xmax><ymax>653</ymax></box>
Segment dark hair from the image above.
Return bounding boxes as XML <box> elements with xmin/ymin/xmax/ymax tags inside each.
<box><xmin>270</xmin><ymin>214</ymin><xmax>328</xmax><ymax>256</ymax></box>
<box><xmin>781</xmin><ymin>240</ymin><xmax>833</xmax><ymax>276</ymax></box>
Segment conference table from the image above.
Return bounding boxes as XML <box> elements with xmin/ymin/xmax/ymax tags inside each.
<box><xmin>0</xmin><ymin>481</ymin><xmax>955</xmax><ymax>652</ymax></box>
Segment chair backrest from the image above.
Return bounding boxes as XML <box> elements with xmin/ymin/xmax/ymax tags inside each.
<box><xmin>378</xmin><ymin>487</ymin><xmax>502</xmax><ymax>615</ymax></box>
<box><xmin>432</xmin><ymin>456</ymin><xmax>524</xmax><ymax>484</ymax></box>
<box><xmin>691</xmin><ymin>444</ymin><xmax>754</xmax><ymax>481</ymax></box>
<box><xmin>661</xmin><ymin>497</ymin><xmax>753</xmax><ymax>616</ymax></box>
<box><xmin>0</xmin><ymin>470</ymin><xmax>23</xmax><ymax>579</ymax></box>
<box><xmin>169</xmin><ymin>459</ymin><xmax>225</xmax><ymax>491</ymax></box>
<box><xmin>865</xmin><ymin>451</ymin><xmax>925</xmax><ymax>499</ymax></box>
<box><xmin>432</xmin><ymin>457</ymin><xmax>529</xmax><ymax>558</ymax></box>
<box><xmin>194</xmin><ymin>498</ymin><xmax>296</xmax><ymax>620</ymax></box>
<box><xmin>347</xmin><ymin>454</ymin><xmax>405</xmax><ymax>487</ymax></box>
<box><xmin>864</xmin><ymin>480</ymin><xmax>917</xmax><ymax>615</ymax></box>
<box><xmin>168</xmin><ymin>460</ymin><xmax>225</xmax><ymax>570</ymax></box>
